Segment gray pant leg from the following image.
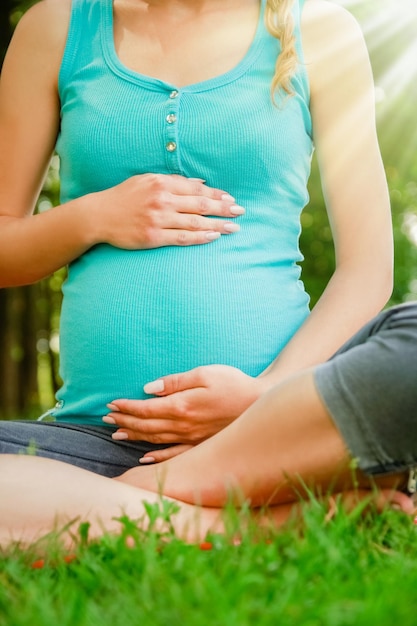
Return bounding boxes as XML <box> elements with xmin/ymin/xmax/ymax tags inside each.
<box><xmin>314</xmin><ymin>303</ymin><xmax>417</xmax><ymax>475</ymax></box>
<box><xmin>0</xmin><ymin>421</ymin><xmax>171</xmax><ymax>477</ymax></box>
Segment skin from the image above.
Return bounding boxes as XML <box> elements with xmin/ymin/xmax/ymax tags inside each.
<box><xmin>0</xmin><ymin>0</ymin><xmax>393</xmax><ymax>459</ymax></box>
<box><xmin>0</xmin><ymin>370</ymin><xmax>414</xmax><ymax>549</ymax></box>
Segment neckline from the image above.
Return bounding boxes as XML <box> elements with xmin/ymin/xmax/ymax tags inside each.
<box><xmin>101</xmin><ymin>0</ymin><xmax>266</xmax><ymax>93</ymax></box>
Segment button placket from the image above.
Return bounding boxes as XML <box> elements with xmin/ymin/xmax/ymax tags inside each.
<box><xmin>164</xmin><ymin>89</ymin><xmax>181</xmax><ymax>173</ymax></box>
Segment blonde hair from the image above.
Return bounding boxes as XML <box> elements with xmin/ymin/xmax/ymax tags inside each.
<box><xmin>265</xmin><ymin>0</ymin><xmax>298</xmax><ymax>98</ymax></box>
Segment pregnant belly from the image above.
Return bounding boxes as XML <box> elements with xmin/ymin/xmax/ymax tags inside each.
<box><xmin>55</xmin><ymin>244</ymin><xmax>309</xmax><ymax>418</ymax></box>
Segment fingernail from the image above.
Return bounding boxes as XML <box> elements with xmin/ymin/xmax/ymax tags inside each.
<box><xmin>102</xmin><ymin>415</ymin><xmax>116</xmax><ymax>425</ymax></box>
<box><xmin>139</xmin><ymin>456</ymin><xmax>156</xmax><ymax>464</ymax></box>
<box><xmin>189</xmin><ymin>178</ymin><xmax>206</xmax><ymax>183</ymax></box>
<box><xmin>223</xmin><ymin>222</ymin><xmax>240</xmax><ymax>233</ymax></box>
<box><xmin>206</xmin><ymin>231</ymin><xmax>221</xmax><ymax>241</ymax></box>
<box><xmin>144</xmin><ymin>379</ymin><xmax>165</xmax><ymax>394</ymax></box>
<box><xmin>221</xmin><ymin>193</ymin><xmax>235</xmax><ymax>202</ymax></box>
<box><xmin>112</xmin><ymin>431</ymin><xmax>129</xmax><ymax>440</ymax></box>
<box><xmin>106</xmin><ymin>403</ymin><xmax>119</xmax><ymax>411</ymax></box>
<box><xmin>229</xmin><ymin>205</ymin><xmax>245</xmax><ymax>215</ymax></box>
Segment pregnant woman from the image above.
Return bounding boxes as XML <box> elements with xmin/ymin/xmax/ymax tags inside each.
<box><xmin>0</xmin><ymin>0</ymin><xmax>392</xmax><ymax>474</ymax></box>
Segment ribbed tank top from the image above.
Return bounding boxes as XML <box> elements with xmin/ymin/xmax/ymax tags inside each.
<box><xmin>51</xmin><ymin>0</ymin><xmax>313</xmax><ymax>424</ymax></box>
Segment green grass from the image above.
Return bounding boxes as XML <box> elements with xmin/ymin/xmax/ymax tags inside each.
<box><xmin>1</xmin><ymin>501</ymin><xmax>417</xmax><ymax>626</ymax></box>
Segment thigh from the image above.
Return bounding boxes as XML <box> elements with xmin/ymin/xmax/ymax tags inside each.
<box><xmin>0</xmin><ymin>421</ymin><xmax>170</xmax><ymax>477</ymax></box>
<box><xmin>314</xmin><ymin>303</ymin><xmax>417</xmax><ymax>475</ymax></box>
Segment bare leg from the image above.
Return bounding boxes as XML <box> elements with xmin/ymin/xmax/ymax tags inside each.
<box><xmin>0</xmin><ymin>369</ymin><xmax>413</xmax><ymax>549</ymax></box>
<box><xmin>0</xmin><ymin>455</ymin><xmax>222</xmax><ymax>549</ymax></box>
<box><xmin>0</xmin><ymin>388</ymin><xmax>413</xmax><ymax>551</ymax></box>
<box><xmin>120</xmin><ymin>371</ymin><xmax>409</xmax><ymax>507</ymax></box>
<box><xmin>0</xmin><ymin>453</ymin><xmax>410</xmax><ymax>551</ymax></box>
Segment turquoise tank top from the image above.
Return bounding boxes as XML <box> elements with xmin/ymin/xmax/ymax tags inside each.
<box><xmin>51</xmin><ymin>0</ymin><xmax>313</xmax><ymax>424</ymax></box>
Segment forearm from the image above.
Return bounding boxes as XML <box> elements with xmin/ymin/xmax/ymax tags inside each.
<box><xmin>0</xmin><ymin>455</ymin><xmax>221</xmax><ymax>548</ymax></box>
<box><xmin>0</xmin><ymin>195</ymin><xmax>97</xmax><ymax>287</ymax></box>
<box><xmin>259</xmin><ymin>263</ymin><xmax>393</xmax><ymax>387</ymax></box>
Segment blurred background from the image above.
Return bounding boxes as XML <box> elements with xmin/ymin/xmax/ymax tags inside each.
<box><xmin>0</xmin><ymin>0</ymin><xmax>416</xmax><ymax>418</ymax></box>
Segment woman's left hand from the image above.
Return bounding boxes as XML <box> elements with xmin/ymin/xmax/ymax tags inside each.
<box><xmin>103</xmin><ymin>365</ymin><xmax>265</xmax><ymax>461</ymax></box>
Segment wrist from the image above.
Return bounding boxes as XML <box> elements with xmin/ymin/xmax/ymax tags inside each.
<box><xmin>70</xmin><ymin>191</ymin><xmax>104</xmax><ymax>247</ymax></box>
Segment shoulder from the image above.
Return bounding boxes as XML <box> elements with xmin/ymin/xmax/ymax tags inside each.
<box><xmin>300</xmin><ymin>0</ymin><xmax>372</xmax><ymax>95</ymax></box>
<box><xmin>10</xmin><ymin>0</ymin><xmax>72</xmax><ymax>59</ymax></box>
<box><xmin>3</xmin><ymin>0</ymin><xmax>73</xmax><ymax>89</ymax></box>
<box><xmin>301</xmin><ymin>0</ymin><xmax>364</xmax><ymax>38</ymax></box>
<box><xmin>300</xmin><ymin>0</ymin><xmax>368</xmax><ymax>61</ymax></box>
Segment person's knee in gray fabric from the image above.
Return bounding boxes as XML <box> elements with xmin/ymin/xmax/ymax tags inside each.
<box><xmin>314</xmin><ymin>303</ymin><xmax>417</xmax><ymax>475</ymax></box>
<box><xmin>373</xmin><ymin>302</ymin><xmax>417</xmax><ymax>335</ymax></box>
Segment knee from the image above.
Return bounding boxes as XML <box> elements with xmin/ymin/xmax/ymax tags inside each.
<box><xmin>377</xmin><ymin>302</ymin><xmax>417</xmax><ymax>333</ymax></box>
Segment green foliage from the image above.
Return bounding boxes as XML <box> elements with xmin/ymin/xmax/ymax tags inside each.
<box><xmin>389</xmin><ymin>168</ymin><xmax>417</xmax><ymax>303</ymax></box>
<box><xmin>299</xmin><ymin>160</ymin><xmax>335</xmax><ymax>307</ymax></box>
<box><xmin>8</xmin><ymin>0</ymin><xmax>39</xmax><ymax>27</ymax></box>
<box><xmin>1</xmin><ymin>504</ymin><xmax>417</xmax><ymax>626</ymax></box>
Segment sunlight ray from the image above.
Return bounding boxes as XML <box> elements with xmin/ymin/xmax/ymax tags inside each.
<box><xmin>377</xmin><ymin>38</ymin><xmax>417</xmax><ymax>99</ymax></box>
<box><xmin>333</xmin><ymin>0</ymin><xmax>417</xmax><ymax>176</ymax></box>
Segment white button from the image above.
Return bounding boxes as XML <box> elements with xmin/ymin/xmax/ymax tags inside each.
<box><xmin>166</xmin><ymin>141</ymin><xmax>177</xmax><ymax>152</ymax></box>
<box><xmin>169</xmin><ymin>90</ymin><xmax>179</xmax><ymax>99</ymax></box>
<box><xmin>166</xmin><ymin>114</ymin><xmax>177</xmax><ymax>124</ymax></box>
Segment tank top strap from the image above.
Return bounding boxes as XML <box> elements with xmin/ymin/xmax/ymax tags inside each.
<box><xmin>293</xmin><ymin>0</ymin><xmax>307</xmax><ymax>24</ymax></box>
<box><xmin>291</xmin><ymin>0</ymin><xmax>310</xmax><ymax>103</ymax></box>
<box><xmin>58</xmin><ymin>0</ymin><xmax>105</xmax><ymax>94</ymax></box>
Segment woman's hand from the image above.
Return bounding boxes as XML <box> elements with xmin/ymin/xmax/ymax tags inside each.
<box><xmin>90</xmin><ymin>174</ymin><xmax>244</xmax><ymax>249</ymax></box>
<box><xmin>103</xmin><ymin>365</ymin><xmax>266</xmax><ymax>461</ymax></box>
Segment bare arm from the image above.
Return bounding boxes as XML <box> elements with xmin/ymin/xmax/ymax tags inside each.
<box><xmin>259</xmin><ymin>0</ymin><xmax>393</xmax><ymax>384</ymax></box>
<box><xmin>0</xmin><ymin>0</ymin><xmax>90</xmax><ymax>285</ymax></box>
<box><xmin>0</xmin><ymin>0</ymin><xmax>242</xmax><ymax>287</ymax></box>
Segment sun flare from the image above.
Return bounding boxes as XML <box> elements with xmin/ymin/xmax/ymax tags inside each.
<box><xmin>334</xmin><ymin>0</ymin><xmax>417</xmax><ymax>174</ymax></box>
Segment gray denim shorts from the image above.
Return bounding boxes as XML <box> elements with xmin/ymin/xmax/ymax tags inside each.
<box><xmin>314</xmin><ymin>303</ymin><xmax>417</xmax><ymax>486</ymax></box>
<box><xmin>0</xmin><ymin>421</ymin><xmax>173</xmax><ymax>477</ymax></box>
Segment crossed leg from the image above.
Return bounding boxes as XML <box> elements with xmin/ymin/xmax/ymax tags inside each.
<box><xmin>119</xmin><ymin>370</ymin><xmax>412</xmax><ymax>508</ymax></box>
<box><xmin>0</xmin><ymin>372</ymin><xmax>413</xmax><ymax>549</ymax></box>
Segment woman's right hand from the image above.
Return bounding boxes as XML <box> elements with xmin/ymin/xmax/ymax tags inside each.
<box><xmin>91</xmin><ymin>173</ymin><xmax>245</xmax><ymax>249</ymax></box>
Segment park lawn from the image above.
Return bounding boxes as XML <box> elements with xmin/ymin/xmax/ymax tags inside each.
<box><xmin>1</xmin><ymin>500</ymin><xmax>417</xmax><ymax>626</ymax></box>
